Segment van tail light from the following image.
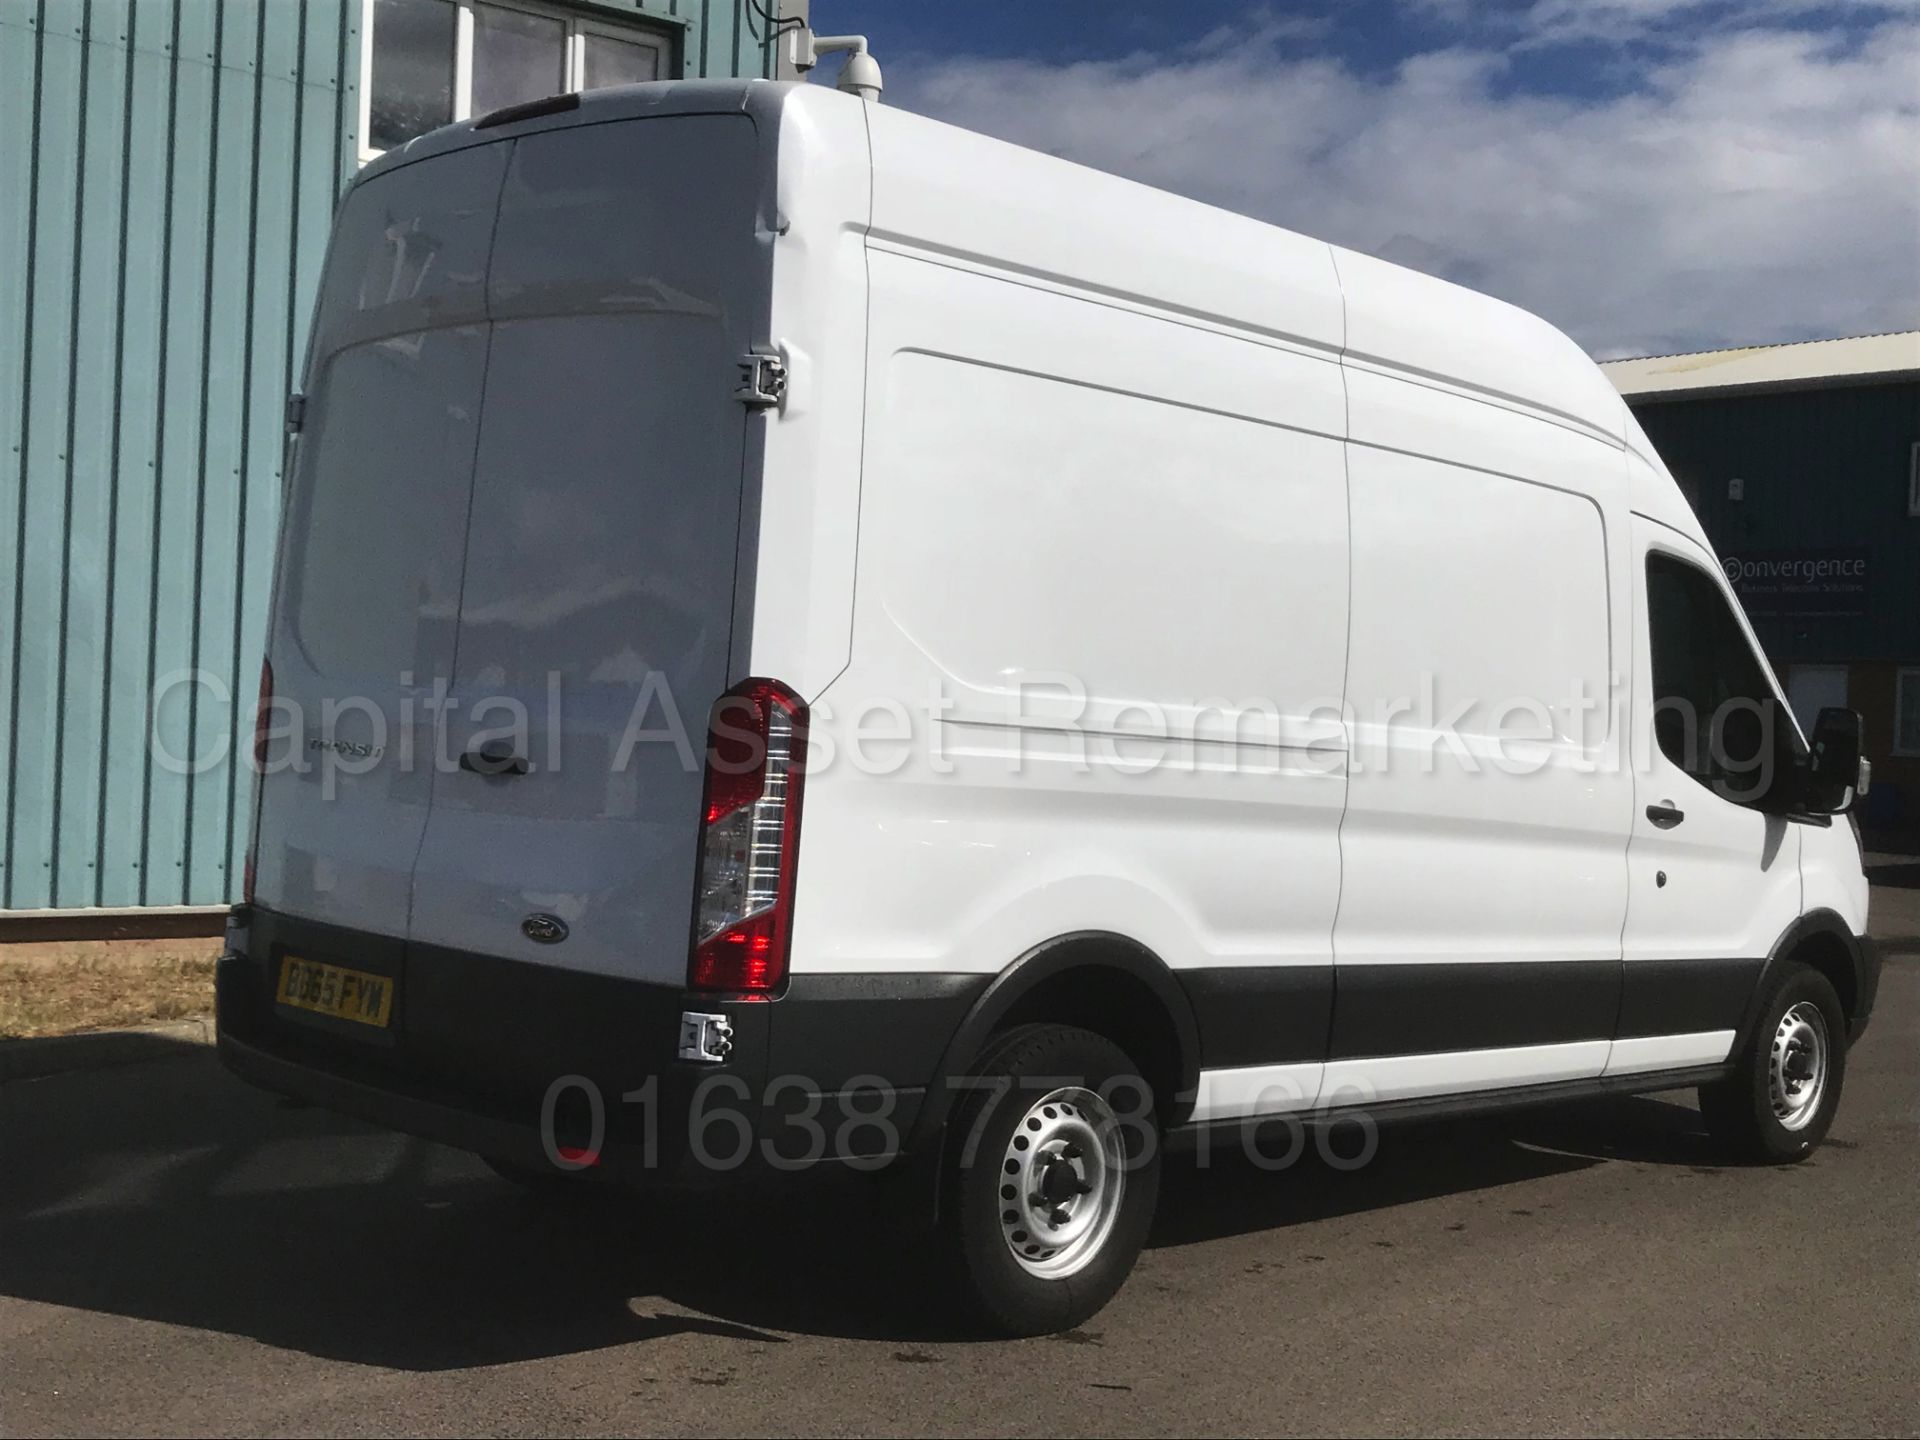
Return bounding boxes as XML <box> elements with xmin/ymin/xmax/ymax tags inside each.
<box><xmin>244</xmin><ymin>659</ymin><xmax>272</xmax><ymax>906</ymax></box>
<box><xmin>689</xmin><ymin>679</ymin><xmax>808</xmax><ymax>994</ymax></box>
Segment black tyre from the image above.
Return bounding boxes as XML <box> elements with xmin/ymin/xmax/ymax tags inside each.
<box><xmin>1698</xmin><ymin>962</ymin><xmax>1847</xmax><ymax>1163</ymax></box>
<box><xmin>939</xmin><ymin>1023</ymin><xmax>1162</xmax><ymax>1337</ymax></box>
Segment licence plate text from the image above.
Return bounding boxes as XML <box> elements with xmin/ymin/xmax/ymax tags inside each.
<box><xmin>277</xmin><ymin>956</ymin><xmax>394</xmax><ymax>1028</ymax></box>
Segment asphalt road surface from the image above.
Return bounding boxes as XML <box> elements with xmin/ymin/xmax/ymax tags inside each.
<box><xmin>4</xmin><ymin>867</ymin><xmax>1917</xmax><ymax>1438</ymax></box>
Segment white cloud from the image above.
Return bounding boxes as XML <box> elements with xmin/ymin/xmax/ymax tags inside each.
<box><xmin>1415</xmin><ymin>0</ymin><xmax>1920</xmax><ymax>50</ymax></box>
<box><xmin>880</xmin><ymin>19</ymin><xmax>1920</xmax><ymax>357</ymax></box>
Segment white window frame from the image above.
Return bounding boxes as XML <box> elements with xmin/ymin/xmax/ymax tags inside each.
<box><xmin>359</xmin><ymin>0</ymin><xmax>675</xmax><ymax>165</ymax></box>
<box><xmin>1896</xmin><ymin>666</ymin><xmax>1920</xmax><ymax>758</ymax></box>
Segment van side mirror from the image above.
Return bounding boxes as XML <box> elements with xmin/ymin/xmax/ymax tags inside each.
<box><xmin>1803</xmin><ymin>706</ymin><xmax>1868</xmax><ymax>814</ymax></box>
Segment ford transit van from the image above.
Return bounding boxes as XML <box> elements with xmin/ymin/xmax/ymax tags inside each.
<box><xmin>219</xmin><ymin>81</ymin><xmax>1879</xmax><ymax>1336</ymax></box>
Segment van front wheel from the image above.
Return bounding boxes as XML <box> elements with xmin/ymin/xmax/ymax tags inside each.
<box><xmin>1699</xmin><ymin>962</ymin><xmax>1847</xmax><ymax>1163</ymax></box>
<box><xmin>940</xmin><ymin>1023</ymin><xmax>1161</xmax><ymax>1336</ymax></box>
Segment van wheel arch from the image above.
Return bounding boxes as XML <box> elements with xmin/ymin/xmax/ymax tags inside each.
<box><xmin>909</xmin><ymin>932</ymin><xmax>1202</xmax><ymax>1153</ymax></box>
<box><xmin>1734</xmin><ymin>910</ymin><xmax>1866</xmax><ymax>1055</ymax></box>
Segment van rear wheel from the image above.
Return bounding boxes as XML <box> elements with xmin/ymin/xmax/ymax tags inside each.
<box><xmin>1698</xmin><ymin>961</ymin><xmax>1847</xmax><ymax>1163</ymax></box>
<box><xmin>939</xmin><ymin>1024</ymin><xmax>1161</xmax><ymax>1336</ymax></box>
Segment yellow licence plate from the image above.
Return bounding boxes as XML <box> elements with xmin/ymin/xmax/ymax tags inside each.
<box><xmin>277</xmin><ymin>956</ymin><xmax>394</xmax><ymax>1028</ymax></box>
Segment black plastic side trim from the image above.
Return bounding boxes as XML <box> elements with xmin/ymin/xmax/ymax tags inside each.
<box><xmin>1328</xmin><ymin>960</ymin><xmax>1621</xmax><ymax>1059</ymax></box>
<box><xmin>1179</xmin><ymin>965</ymin><xmax>1332</xmax><ymax>1067</ymax></box>
<box><xmin>1616</xmin><ymin>957</ymin><xmax>1762</xmax><ymax>1038</ymax></box>
<box><xmin>767</xmin><ymin>972</ymin><xmax>988</xmax><ymax>1094</ymax></box>
<box><xmin>1852</xmin><ymin>936</ymin><xmax>1882</xmax><ymax>1043</ymax></box>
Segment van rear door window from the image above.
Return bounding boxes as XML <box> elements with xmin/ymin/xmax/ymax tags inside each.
<box><xmin>286</xmin><ymin>142</ymin><xmax>506</xmax><ymax>685</ymax></box>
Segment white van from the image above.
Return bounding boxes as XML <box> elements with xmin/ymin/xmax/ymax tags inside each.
<box><xmin>221</xmin><ymin>80</ymin><xmax>1879</xmax><ymax>1336</ymax></box>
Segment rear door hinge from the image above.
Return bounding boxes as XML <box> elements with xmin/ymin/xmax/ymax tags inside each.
<box><xmin>285</xmin><ymin>392</ymin><xmax>306</xmax><ymax>434</ymax></box>
<box><xmin>735</xmin><ymin>351</ymin><xmax>787</xmax><ymax>410</ymax></box>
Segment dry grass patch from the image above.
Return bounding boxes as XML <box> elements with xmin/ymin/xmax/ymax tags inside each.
<box><xmin>0</xmin><ymin>940</ymin><xmax>219</xmax><ymax>1040</ymax></box>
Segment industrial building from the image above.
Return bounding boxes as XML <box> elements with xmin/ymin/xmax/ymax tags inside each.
<box><xmin>1</xmin><ymin>0</ymin><xmax>798</xmax><ymax>916</ymax></box>
<box><xmin>1604</xmin><ymin>331</ymin><xmax>1920</xmax><ymax>846</ymax></box>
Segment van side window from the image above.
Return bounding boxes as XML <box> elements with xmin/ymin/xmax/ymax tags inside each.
<box><xmin>1645</xmin><ymin>554</ymin><xmax>1796</xmax><ymax>804</ymax></box>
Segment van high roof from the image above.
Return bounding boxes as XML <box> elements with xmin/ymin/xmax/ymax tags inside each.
<box><xmin>361</xmin><ymin>79</ymin><xmax>1632</xmax><ymax>454</ymax></box>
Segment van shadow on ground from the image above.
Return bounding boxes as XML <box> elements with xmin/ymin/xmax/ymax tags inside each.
<box><xmin>0</xmin><ymin>1043</ymin><xmax>1733</xmax><ymax>1365</ymax></box>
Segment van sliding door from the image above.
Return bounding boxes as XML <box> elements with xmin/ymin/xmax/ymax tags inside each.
<box><xmin>1327</xmin><ymin>417</ymin><xmax>1633</xmax><ymax>1102</ymax></box>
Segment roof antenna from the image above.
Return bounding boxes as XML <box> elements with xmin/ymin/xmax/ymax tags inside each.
<box><xmin>788</xmin><ymin>30</ymin><xmax>883</xmax><ymax>103</ymax></box>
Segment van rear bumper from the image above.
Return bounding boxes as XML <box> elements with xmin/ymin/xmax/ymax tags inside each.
<box><xmin>216</xmin><ymin>946</ymin><xmax>762</xmax><ymax>1189</ymax></box>
<box><xmin>219</xmin><ymin>1023</ymin><xmax>579</xmax><ymax>1178</ymax></box>
<box><xmin>216</xmin><ymin>908</ymin><xmax>983</xmax><ymax>1185</ymax></box>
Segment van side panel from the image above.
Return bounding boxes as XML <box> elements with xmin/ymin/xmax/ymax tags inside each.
<box><xmin>746</xmin><ymin>89</ymin><xmax>875</xmax><ymax>699</ymax></box>
<box><xmin>792</xmin><ymin>240</ymin><xmax>1349</xmax><ymax>1109</ymax></box>
<box><xmin>1801</xmin><ymin>818</ymin><xmax>1869</xmax><ymax>940</ymax></box>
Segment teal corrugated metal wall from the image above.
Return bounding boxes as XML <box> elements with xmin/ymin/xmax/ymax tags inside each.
<box><xmin>2</xmin><ymin>0</ymin><xmax>359</xmax><ymax>910</ymax></box>
<box><xmin>635</xmin><ymin>0</ymin><xmax>779</xmax><ymax>79</ymax></box>
<box><xmin>0</xmin><ymin>0</ymin><xmax>777</xmax><ymax>910</ymax></box>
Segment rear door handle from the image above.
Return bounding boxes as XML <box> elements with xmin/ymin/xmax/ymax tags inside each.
<box><xmin>1646</xmin><ymin>802</ymin><xmax>1685</xmax><ymax>829</ymax></box>
<box><xmin>459</xmin><ymin>743</ymin><xmax>529</xmax><ymax>777</ymax></box>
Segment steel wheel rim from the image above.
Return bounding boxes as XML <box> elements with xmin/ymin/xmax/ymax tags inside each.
<box><xmin>996</xmin><ymin>1086</ymin><xmax>1127</xmax><ymax>1280</ymax></box>
<box><xmin>1769</xmin><ymin>1001</ymin><xmax>1829</xmax><ymax>1132</ymax></box>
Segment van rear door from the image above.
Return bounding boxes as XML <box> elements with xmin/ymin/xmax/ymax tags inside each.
<box><xmin>404</xmin><ymin>115</ymin><xmax>767</xmax><ymax>988</ymax></box>
<box><xmin>254</xmin><ymin>144</ymin><xmax>508</xmax><ymax>938</ymax></box>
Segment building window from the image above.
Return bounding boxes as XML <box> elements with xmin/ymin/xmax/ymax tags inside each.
<box><xmin>367</xmin><ymin>0</ymin><xmax>457</xmax><ymax>153</ymax></box>
<box><xmin>471</xmin><ymin>5</ymin><xmax>567</xmax><ymax>116</ymax></box>
<box><xmin>363</xmin><ymin>0</ymin><xmax>673</xmax><ymax>161</ymax></box>
<box><xmin>582</xmin><ymin>28</ymin><xmax>666</xmax><ymax>88</ymax></box>
<box><xmin>1897</xmin><ymin>668</ymin><xmax>1920</xmax><ymax>757</ymax></box>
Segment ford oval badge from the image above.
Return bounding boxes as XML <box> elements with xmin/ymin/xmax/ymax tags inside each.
<box><xmin>522</xmin><ymin>913</ymin><xmax>568</xmax><ymax>945</ymax></box>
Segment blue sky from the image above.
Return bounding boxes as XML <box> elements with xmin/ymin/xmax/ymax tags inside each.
<box><xmin>809</xmin><ymin>1</ymin><xmax>1905</xmax><ymax>92</ymax></box>
<box><xmin>797</xmin><ymin>1</ymin><xmax>1920</xmax><ymax>356</ymax></box>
